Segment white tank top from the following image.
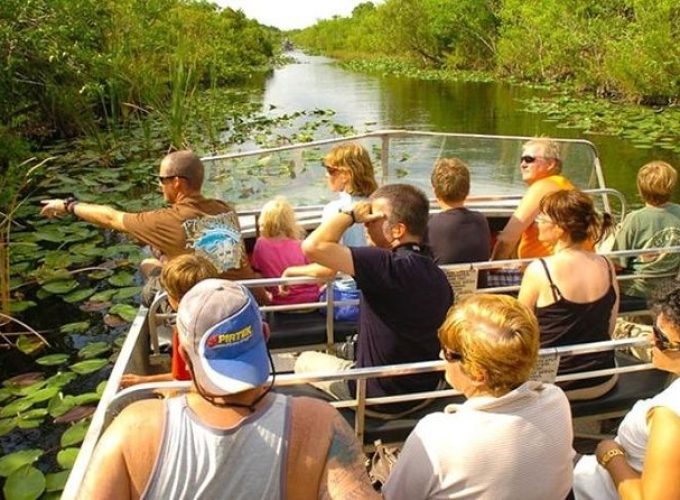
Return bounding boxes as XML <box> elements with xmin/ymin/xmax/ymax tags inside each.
<box><xmin>142</xmin><ymin>393</ymin><xmax>290</xmax><ymax>500</ymax></box>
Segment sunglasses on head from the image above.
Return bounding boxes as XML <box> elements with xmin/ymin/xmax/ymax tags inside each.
<box><xmin>441</xmin><ymin>347</ymin><xmax>464</xmax><ymax>363</ymax></box>
<box><xmin>652</xmin><ymin>323</ymin><xmax>680</xmax><ymax>352</ymax></box>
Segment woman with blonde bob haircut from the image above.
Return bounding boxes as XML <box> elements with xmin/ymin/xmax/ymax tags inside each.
<box><xmin>321</xmin><ymin>142</ymin><xmax>378</xmax><ymax>246</ymax></box>
<box><xmin>383</xmin><ymin>295</ymin><xmax>574</xmax><ymax>500</ymax></box>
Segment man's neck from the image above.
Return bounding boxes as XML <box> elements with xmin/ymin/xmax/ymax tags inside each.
<box><xmin>437</xmin><ymin>199</ymin><xmax>465</xmax><ymax>211</ymax></box>
<box><xmin>173</xmin><ymin>190</ymin><xmax>202</xmax><ymax>204</ymax></box>
<box><xmin>389</xmin><ymin>235</ymin><xmax>421</xmax><ymax>250</ymax></box>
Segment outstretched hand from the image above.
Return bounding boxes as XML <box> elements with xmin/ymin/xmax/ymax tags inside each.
<box><xmin>40</xmin><ymin>199</ymin><xmax>67</xmax><ymax>218</ymax></box>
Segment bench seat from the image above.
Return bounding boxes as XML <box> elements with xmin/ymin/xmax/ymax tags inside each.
<box><xmin>266</xmin><ymin>312</ymin><xmax>358</xmax><ymax>350</ymax></box>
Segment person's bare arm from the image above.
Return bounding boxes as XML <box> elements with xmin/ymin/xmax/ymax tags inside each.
<box><xmin>282</xmin><ymin>263</ymin><xmax>336</xmax><ymax>279</ymax></box>
<box><xmin>598</xmin><ymin>407</ymin><xmax>680</xmax><ymax>500</ymax></box>
<box><xmin>491</xmin><ymin>180</ymin><xmax>555</xmax><ymax>260</ymax></box>
<box><xmin>302</xmin><ymin>201</ymin><xmax>382</xmax><ymax>276</ymax></box>
<box><xmin>77</xmin><ymin>400</ymin><xmax>164</xmax><ymax>500</ymax></box>
<box><xmin>318</xmin><ymin>412</ymin><xmax>378</xmax><ymax>499</ymax></box>
<box><xmin>120</xmin><ymin>372</ymin><xmax>173</xmax><ymax>389</ymax></box>
<box><xmin>41</xmin><ymin>199</ymin><xmax>127</xmax><ymax>232</ymax></box>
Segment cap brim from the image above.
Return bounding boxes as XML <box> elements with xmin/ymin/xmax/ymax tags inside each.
<box><xmin>197</xmin><ymin>337</ymin><xmax>270</xmax><ymax>395</ymax></box>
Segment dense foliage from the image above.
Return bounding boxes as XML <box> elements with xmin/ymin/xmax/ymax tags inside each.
<box><xmin>292</xmin><ymin>0</ymin><xmax>679</xmax><ymax>104</ymax></box>
<box><xmin>0</xmin><ymin>0</ymin><xmax>278</xmax><ymax>153</ymax></box>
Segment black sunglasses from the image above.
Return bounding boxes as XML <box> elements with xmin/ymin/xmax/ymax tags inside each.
<box><xmin>157</xmin><ymin>175</ymin><xmax>187</xmax><ymax>184</ymax></box>
<box><xmin>652</xmin><ymin>324</ymin><xmax>680</xmax><ymax>352</ymax></box>
<box><xmin>441</xmin><ymin>347</ymin><xmax>464</xmax><ymax>362</ymax></box>
<box><xmin>520</xmin><ymin>155</ymin><xmax>540</xmax><ymax>164</ymax></box>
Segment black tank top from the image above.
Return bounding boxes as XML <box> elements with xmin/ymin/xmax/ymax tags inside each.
<box><xmin>535</xmin><ymin>257</ymin><xmax>617</xmax><ymax>390</ymax></box>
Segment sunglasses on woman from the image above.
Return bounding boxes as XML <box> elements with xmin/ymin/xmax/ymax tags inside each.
<box><xmin>652</xmin><ymin>323</ymin><xmax>680</xmax><ymax>351</ymax></box>
<box><xmin>440</xmin><ymin>347</ymin><xmax>464</xmax><ymax>362</ymax></box>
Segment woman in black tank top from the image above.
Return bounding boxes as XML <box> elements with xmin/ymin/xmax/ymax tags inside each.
<box><xmin>518</xmin><ymin>189</ymin><xmax>618</xmax><ymax>400</ymax></box>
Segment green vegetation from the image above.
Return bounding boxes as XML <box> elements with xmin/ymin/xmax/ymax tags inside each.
<box><xmin>292</xmin><ymin>0</ymin><xmax>679</xmax><ymax>104</ymax></box>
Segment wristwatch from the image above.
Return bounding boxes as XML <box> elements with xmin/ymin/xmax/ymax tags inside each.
<box><xmin>339</xmin><ymin>207</ymin><xmax>356</xmax><ymax>223</ymax></box>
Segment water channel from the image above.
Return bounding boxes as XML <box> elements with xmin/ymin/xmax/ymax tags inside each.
<box><xmin>238</xmin><ymin>51</ymin><xmax>679</xmax><ymax>207</ymax></box>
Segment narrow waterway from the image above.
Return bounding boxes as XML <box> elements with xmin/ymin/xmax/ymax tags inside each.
<box><xmin>259</xmin><ymin>51</ymin><xmax>679</xmax><ymax>205</ymax></box>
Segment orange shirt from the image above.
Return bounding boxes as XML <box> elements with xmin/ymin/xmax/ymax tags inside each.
<box><xmin>171</xmin><ymin>327</ymin><xmax>191</xmax><ymax>381</ymax></box>
<box><xmin>517</xmin><ymin>175</ymin><xmax>575</xmax><ymax>259</ymax></box>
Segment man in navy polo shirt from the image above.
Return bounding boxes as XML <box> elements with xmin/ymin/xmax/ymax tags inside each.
<box><xmin>296</xmin><ymin>183</ymin><xmax>453</xmax><ymax>416</ymax></box>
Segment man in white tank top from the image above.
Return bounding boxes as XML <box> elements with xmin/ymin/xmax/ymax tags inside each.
<box><xmin>78</xmin><ymin>279</ymin><xmax>377</xmax><ymax>500</ymax></box>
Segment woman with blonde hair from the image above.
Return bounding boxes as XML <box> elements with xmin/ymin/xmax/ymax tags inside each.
<box><xmin>251</xmin><ymin>196</ymin><xmax>320</xmax><ymax>305</ymax></box>
<box><xmin>383</xmin><ymin>294</ymin><xmax>573</xmax><ymax>499</ymax></box>
<box><xmin>519</xmin><ymin>189</ymin><xmax>618</xmax><ymax>399</ymax></box>
<box><xmin>321</xmin><ymin>142</ymin><xmax>378</xmax><ymax>246</ymax></box>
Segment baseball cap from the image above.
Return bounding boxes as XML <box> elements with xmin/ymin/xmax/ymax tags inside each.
<box><xmin>177</xmin><ymin>278</ymin><xmax>269</xmax><ymax>395</ymax></box>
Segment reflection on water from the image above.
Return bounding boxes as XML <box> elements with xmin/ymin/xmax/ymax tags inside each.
<box><xmin>213</xmin><ymin>51</ymin><xmax>679</xmax><ymax>208</ymax></box>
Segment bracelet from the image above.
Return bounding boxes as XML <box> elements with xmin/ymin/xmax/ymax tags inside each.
<box><xmin>339</xmin><ymin>208</ymin><xmax>356</xmax><ymax>224</ymax></box>
<box><xmin>64</xmin><ymin>197</ymin><xmax>78</xmax><ymax>214</ymax></box>
<box><xmin>598</xmin><ymin>448</ymin><xmax>625</xmax><ymax>468</ymax></box>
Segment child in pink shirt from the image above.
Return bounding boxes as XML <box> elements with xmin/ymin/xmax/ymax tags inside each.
<box><xmin>251</xmin><ymin>197</ymin><xmax>320</xmax><ymax>305</ymax></box>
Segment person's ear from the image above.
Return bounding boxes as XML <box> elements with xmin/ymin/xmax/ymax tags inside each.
<box><xmin>390</xmin><ymin>221</ymin><xmax>407</xmax><ymax>239</ymax></box>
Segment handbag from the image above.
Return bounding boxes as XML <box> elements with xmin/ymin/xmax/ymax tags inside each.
<box><xmin>319</xmin><ymin>278</ymin><xmax>360</xmax><ymax>322</ymax></box>
<box><xmin>368</xmin><ymin>439</ymin><xmax>401</xmax><ymax>488</ymax></box>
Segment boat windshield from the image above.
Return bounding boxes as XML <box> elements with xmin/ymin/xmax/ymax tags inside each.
<box><xmin>201</xmin><ymin>130</ymin><xmax>603</xmax><ymax>211</ymax></box>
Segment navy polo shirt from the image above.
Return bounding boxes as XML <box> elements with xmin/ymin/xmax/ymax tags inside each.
<box><xmin>349</xmin><ymin>243</ymin><xmax>454</xmax><ymax>411</ymax></box>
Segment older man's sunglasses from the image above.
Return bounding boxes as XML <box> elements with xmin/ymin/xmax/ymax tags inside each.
<box><xmin>652</xmin><ymin>323</ymin><xmax>680</xmax><ymax>352</ymax></box>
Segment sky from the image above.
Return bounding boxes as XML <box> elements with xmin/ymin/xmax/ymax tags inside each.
<box><xmin>214</xmin><ymin>0</ymin><xmax>375</xmax><ymax>30</ymax></box>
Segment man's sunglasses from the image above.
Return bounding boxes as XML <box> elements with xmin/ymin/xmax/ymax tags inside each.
<box><xmin>157</xmin><ymin>175</ymin><xmax>187</xmax><ymax>184</ymax></box>
<box><xmin>440</xmin><ymin>347</ymin><xmax>464</xmax><ymax>362</ymax></box>
<box><xmin>520</xmin><ymin>155</ymin><xmax>543</xmax><ymax>164</ymax></box>
<box><xmin>652</xmin><ymin>323</ymin><xmax>680</xmax><ymax>352</ymax></box>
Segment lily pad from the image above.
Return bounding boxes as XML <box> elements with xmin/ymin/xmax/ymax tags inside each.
<box><xmin>48</xmin><ymin>395</ymin><xmax>76</xmax><ymax>418</ymax></box>
<box><xmin>60</xmin><ymin>321</ymin><xmax>90</xmax><ymax>334</ymax></box>
<box><xmin>0</xmin><ymin>398</ymin><xmax>35</xmax><ymax>418</ymax></box>
<box><xmin>34</xmin><ymin>228</ymin><xmax>67</xmax><ymax>243</ymax></box>
<box><xmin>69</xmin><ymin>358</ymin><xmax>108</xmax><ymax>375</ymax></box>
<box><xmin>109</xmin><ymin>303</ymin><xmax>138</xmax><ymax>322</ymax></box>
<box><xmin>113</xmin><ymin>335</ymin><xmax>126</xmax><ymax>348</ymax></box>
<box><xmin>0</xmin><ymin>418</ymin><xmax>16</xmax><ymax>437</ymax></box>
<box><xmin>89</xmin><ymin>289</ymin><xmax>118</xmax><ymax>302</ymax></box>
<box><xmin>9</xmin><ymin>301</ymin><xmax>36</xmax><ymax>313</ymax></box>
<box><xmin>27</xmin><ymin>386</ymin><xmax>60</xmax><ymax>403</ymax></box>
<box><xmin>43</xmin><ymin>252</ymin><xmax>74</xmax><ymax>269</ymax></box>
<box><xmin>45</xmin><ymin>470</ymin><xmax>70</xmax><ymax>492</ymax></box>
<box><xmin>60</xmin><ymin>419</ymin><xmax>90</xmax><ymax>447</ymax></box>
<box><xmin>36</xmin><ymin>354</ymin><xmax>70</xmax><ymax>366</ymax></box>
<box><xmin>78</xmin><ymin>342</ymin><xmax>110</xmax><ymax>359</ymax></box>
<box><xmin>63</xmin><ymin>288</ymin><xmax>95</xmax><ymax>303</ymax></box>
<box><xmin>4</xmin><ymin>373</ymin><xmax>43</xmax><ymax>388</ymax></box>
<box><xmin>53</xmin><ymin>405</ymin><xmax>95</xmax><ymax>424</ymax></box>
<box><xmin>71</xmin><ymin>393</ymin><xmax>100</xmax><ymax>406</ymax></box>
<box><xmin>16</xmin><ymin>335</ymin><xmax>45</xmax><ymax>355</ymax></box>
<box><xmin>80</xmin><ymin>300</ymin><xmax>111</xmax><ymax>312</ymax></box>
<box><xmin>3</xmin><ymin>465</ymin><xmax>45</xmax><ymax>500</ymax></box>
<box><xmin>20</xmin><ymin>408</ymin><xmax>48</xmax><ymax>419</ymax></box>
<box><xmin>96</xmin><ymin>381</ymin><xmax>107</xmax><ymax>396</ymax></box>
<box><xmin>108</xmin><ymin>271</ymin><xmax>135</xmax><ymax>287</ymax></box>
<box><xmin>17</xmin><ymin>417</ymin><xmax>43</xmax><ymax>429</ymax></box>
<box><xmin>114</xmin><ymin>286</ymin><xmax>142</xmax><ymax>300</ymax></box>
<box><xmin>0</xmin><ymin>449</ymin><xmax>43</xmax><ymax>477</ymax></box>
<box><xmin>44</xmin><ymin>371</ymin><xmax>77</xmax><ymax>388</ymax></box>
<box><xmin>104</xmin><ymin>314</ymin><xmax>127</xmax><ymax>327</ymax></box>
<box><xmin>57</xmin><ymin>448</ymin><xmax>79</xmax><ymax>469</ymax></box>
<box><xmin>87</xmin><ymin>268</ymin><xmax>113</xmax><ymax>280</ymax></box>
<box><xmin>41</xmin><ymin>280</ymin><xmax>79</xmax><ymax>295</ymax></box>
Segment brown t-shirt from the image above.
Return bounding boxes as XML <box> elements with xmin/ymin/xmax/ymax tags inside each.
<box><xmin>122</xmin><ymin>195</ymin><xmax>248</xmax><ymax>271</ymax></box>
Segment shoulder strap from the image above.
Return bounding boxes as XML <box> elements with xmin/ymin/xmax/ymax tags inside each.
<box><xmin>538</xmin><ymin>258</ymin><xmax>562</xmax><ymax>301</ymax></box>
